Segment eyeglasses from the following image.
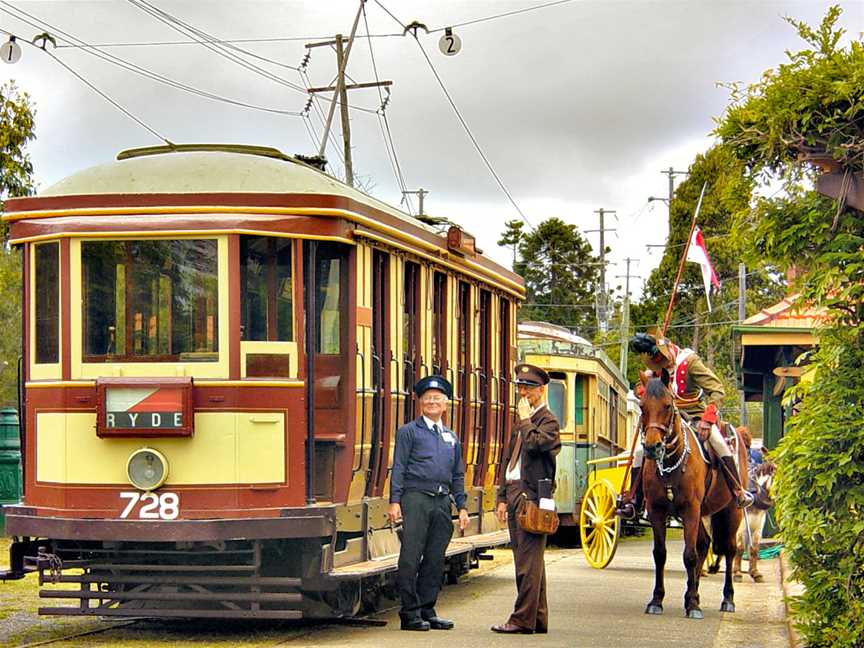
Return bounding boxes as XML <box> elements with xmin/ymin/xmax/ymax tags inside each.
<box><xmin>421</xmin><ymin>395</ymin><xmax>447</xmax><ymax>403</ymax></box>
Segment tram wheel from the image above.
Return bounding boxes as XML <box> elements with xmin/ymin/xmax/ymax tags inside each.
<box><xmin>580</xmin><ymin>479</ymin><xmax>620</xmax><ymax>569</ymax></box>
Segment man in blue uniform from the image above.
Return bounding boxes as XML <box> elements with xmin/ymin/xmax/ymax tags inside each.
<box><xmin>388</xmin><ymin>375</ymin><xmax>470</xmax><ymax>631</ymax></box>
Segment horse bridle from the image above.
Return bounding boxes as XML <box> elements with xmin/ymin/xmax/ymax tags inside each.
<box><xmin>641</xmin><ymin>391</ymin><xmax>689</xmax><ymax>478</ymax></box>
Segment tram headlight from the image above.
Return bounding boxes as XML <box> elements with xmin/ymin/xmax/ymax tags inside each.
<box><xmin>126</xmin><ymin>447</ymin><xmax>168</xmax><ymax>491</ymax></box>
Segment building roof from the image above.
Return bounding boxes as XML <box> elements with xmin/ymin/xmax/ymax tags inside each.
<box><xmin>738</xmin><ymin>294</ymin><xmax>826</xmax><ymax>330</ymax></box>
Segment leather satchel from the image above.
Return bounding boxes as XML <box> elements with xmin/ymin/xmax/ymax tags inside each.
<box><xmin>516</xmin><ymin>493</ymin><xmax>559</xmax><ymax>535</ymax></box>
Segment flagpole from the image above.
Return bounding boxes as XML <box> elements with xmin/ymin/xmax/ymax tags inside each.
<box><xmin>660</xmin><ymin>182</ymin><xmax>707</xmax><ymax>337</ymax></box>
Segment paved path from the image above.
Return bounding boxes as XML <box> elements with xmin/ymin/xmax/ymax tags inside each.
<box><xmin>1</xmin><ymin>539</ymin><xmax>790</xmax><ymax>647</ymax></box>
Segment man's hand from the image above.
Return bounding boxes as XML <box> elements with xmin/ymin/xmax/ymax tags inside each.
<box><xmin>458</xmin><ymin>509</ymin><xmax>470</xmax><ymax>530</ymax></box>
<box><xmin>517</xmin><ymin>397</ymin><xmax>532</xmax><ymax>421</ymax></box>
<box><xmin>387</xmin><ymin>503</ymin><xmax>402</xmax><ymax>525</ymax></box>
<box><xmin>696</xmin><ymin>419</ymin><xmax>712</xmax><ymax>441</ymax></box>
<box><xmin>496</xmin><ymin>501</ymin><xmax>508</xmax><ymax>524</ymax></box>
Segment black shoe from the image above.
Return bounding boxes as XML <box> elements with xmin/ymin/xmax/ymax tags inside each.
<box><xmin>401</xmin><ymin>618</ymin><xmax>431</xmax><ymax>631</ymax></box>
<box><xmin>424</xmin><ymin>616</ymin><xmax>454</xmax><ymax>630</ymax></box>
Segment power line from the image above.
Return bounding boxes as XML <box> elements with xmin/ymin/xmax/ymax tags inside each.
<box><xmin>375</xmin><ymin>0</ymin><xmax>533</xmax><ymax>230</ymax></box>
<box><xmin>39</xmin><ymin>41</ymin><xmax>171</xmax><ymax>144</ymax></box>
<box><xmin>0</xmin><ymin>6</ymin><xmax>304</xmax><ymax>116</ymax></box>
<box><xmin>427</xmin><ymin>0</ymin><xmax>580</xmax><ymax>33</ymax></box>
<box><xmin>124</xmin><ymin>0</ymin><xmax>378</xmax><ymax>115</ymax></box>
<box><xmin>54</xmin><ymin>33</ymin><xmax>404</xmax><ymax>49</ymax></box>
<box><xmin>361</xmin><ymin>1</ymin><xmax>412</xmax><ymax>212</ymax></box>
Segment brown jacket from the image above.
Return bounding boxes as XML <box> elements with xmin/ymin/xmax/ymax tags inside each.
<box><xmin>497</xmin><ymin>405</ymin><xmax>562</xmax><ymax>503</ymax></box>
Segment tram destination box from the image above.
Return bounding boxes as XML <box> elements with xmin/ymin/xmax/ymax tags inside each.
<box><xmin>96</xmin><ymin>377</ymin><xmax>194</xmax><ymax>438</ymax></box>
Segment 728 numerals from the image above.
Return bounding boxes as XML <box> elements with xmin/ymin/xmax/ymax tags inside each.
<box><xmin>119</xmin><ymin>491</ymin><xmax>180</xmax><ymax>520</ymax></box>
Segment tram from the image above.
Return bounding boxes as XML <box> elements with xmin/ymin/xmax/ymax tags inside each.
<box><xmin>517</xmin><ymin>322</ymin><xmax>635</xmax><ymax>545</ymax></box>
<box><xmin>0</xmin><ymin>144</ymin><xmax>523</xmax><ymax>619</ymax></box>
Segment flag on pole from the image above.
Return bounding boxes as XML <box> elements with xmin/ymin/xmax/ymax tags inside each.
<box><xmin>686</xmin><ymin>226</ymin><xmax>720</xmax><ymax>310</ymax></box>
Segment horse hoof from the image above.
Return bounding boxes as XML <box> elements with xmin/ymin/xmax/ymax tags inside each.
<box><xmin>733</xmin><ymin>573</ymin><xmax>743</xmax><ymax>582</ymax></box>
<box><xmin>707</xmin><ymin>565</ymin><xmax>720</xmax><ymax>574</ymax></box>
<box><xmin>645</xmin><ymin>604</ymin><xmax>663</xmax><ymax>615</ymax></box>
<box><xmin>752</xmin><ymin>574</ymin><xmax>764</xmax><ymax>583</ymax></box>
<box><xmin>720</xmin><ymin>601</ymin><xmax>735</xmax><ymax>613</ymax></box>
<box><xmin>686</xmin><ymin>609</ymin><xmax>704</xmax><ymax>620</ymax></box>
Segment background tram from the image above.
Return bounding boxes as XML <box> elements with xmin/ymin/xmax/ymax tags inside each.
<box><xmin>517</xmin><ymin>322</ymin><xmax>635</xmax><ymax>533</ymax></box>
<box><xmin>0</xmin><ymin>144</ymin><xmax>523</xmax><ymax>619</ymax></box>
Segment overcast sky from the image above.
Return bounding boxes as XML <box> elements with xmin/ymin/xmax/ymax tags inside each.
<box><xmin>2</xmin><ymin>0</ymin><xmax>862</xmax><ymax>302</ymax></box>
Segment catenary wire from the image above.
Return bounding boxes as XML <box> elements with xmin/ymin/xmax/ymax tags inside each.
<box><xmin>0</xmin><ymin>5</ymin><xmax>303</xmax><ymax>116</ymax></box>
<box><xmin>427</xmin><ymin>0</ymin><xmax>580</xmax><ymax>33</ymax></box>
<box><xmin>361</xmin><ymin>1</ymin><xmax>413</xmax><ymax>212</ymax></box>
<box><xmin>374</xmin><ymin>0</ymin><xmax>533</xmax><ymax>230</ymax></box>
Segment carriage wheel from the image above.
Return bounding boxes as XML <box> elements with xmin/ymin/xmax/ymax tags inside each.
<box><xmin>580</xmin><ymin>478</ymin><xmax>620</xmax><ymax>569</ymax></box>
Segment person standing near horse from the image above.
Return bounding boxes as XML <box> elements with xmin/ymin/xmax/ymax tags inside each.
<box><xmin>491</xmin><ymin>364</ymin><xmax>561</xmax><ymax>635</ymax></box>
<box><xmin>617</xmin><ymin>333</ymin><xmax>752</xmax><ymax>519</ymax></box>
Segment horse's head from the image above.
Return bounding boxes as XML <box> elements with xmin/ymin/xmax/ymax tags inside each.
<box><xmin>639</xmin><ymin>371</ymin><xmax>676</xmax><ymax>463</ymax></box>
<box><xmin>752</xmin><ymin>461</ymin><xmax>777</xmax><ymax>510</ymax></box>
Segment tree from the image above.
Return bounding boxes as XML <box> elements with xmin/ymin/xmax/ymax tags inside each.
<box><xmin>0</xmin><ymin>81</ymin><xmax>36</xmax><ymax>406</ymax></box>
<box><xmin>497</xmin><ymin>219</ymin><xmax>524</xmax><ymax>268</ymax></box>
<box><xmin>632</xmin><ymin>145</ymin><xmax>785</xmax><ymax>401</ymax></box>
<box><xmin>715</xmin><ymin>7</ymin><xmax>864</xmax><ymax>646</ymax></box>
<box><xmin>506</xmin><ymin>217</ymin><xmax>600</xmax><ymax>334</ymax></box>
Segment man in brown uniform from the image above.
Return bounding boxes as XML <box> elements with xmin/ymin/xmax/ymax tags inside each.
<box><xmin>491</xmin><ymin>363</ymin><xmax>561</xmax><ymax>635</ymax></box>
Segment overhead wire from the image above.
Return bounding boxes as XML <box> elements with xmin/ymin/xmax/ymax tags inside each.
<box><xmin>5</xmin><ymin>31</ymin><xmax>172</xmax><ymax>144</ymax></box>
<box><xmin>360</xmin><ymin>0</ymin><xmax>412</xmax><ymax>213</ymax></box>
<box><xmin>54</xmin><ymin>33</ymin><xmax>405</xmax><ymax>49</ymax></box>
<box><xmin>426</xmin><ymin>0</ymin><xmax>580</xmax><ymax>33</ymax></box>
<box><xmin>125</xmin><ymin>0</ymin><xmax>378</xmax><ymax>115</ymax></box>
<box><xmin>374</xmin><ymin>0</ymin><xmax>533</xmax><ymax>230</ymax></box>
<box><xmin>0</xmin><ymin>4</ymin><xmax>303</xmax><ymax>116</ymax></box>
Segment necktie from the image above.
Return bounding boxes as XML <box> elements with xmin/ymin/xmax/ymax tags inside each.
<box><xmin>507</xmin><ymin>431</ymin><xmax>523</xmax><ymax>472</ymax></box>
<box><xmin>433</xmin><ymin>424</ymin><xmax>442</xmax><ymax>438</ymax></box>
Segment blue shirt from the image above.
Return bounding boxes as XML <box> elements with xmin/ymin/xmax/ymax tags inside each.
<box><xmin>389</xmin><ymin>416</ymin><xmax>467</xmax><ymax>510</ymax></box>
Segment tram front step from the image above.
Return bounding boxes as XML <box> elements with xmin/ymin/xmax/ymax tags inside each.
<box><xmin>40</xmin><ymin>590</ymin><xmax>303</xmax><ymax>603</ymax></box>
<box><xmin>38</xmin><ymin>607</ymin><xmax>303</xmax><ymax>620</ymax></box>
<box><xmin>40</xmin><ymin>573</ymin><xmax>302</xmax><ymax>587</ymax></box>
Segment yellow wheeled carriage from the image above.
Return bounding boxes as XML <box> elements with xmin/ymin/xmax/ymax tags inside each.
<box><xmin>580</xmin><ymin>453</ymin><xmax>629</xmax><ymax>569</ymax></box>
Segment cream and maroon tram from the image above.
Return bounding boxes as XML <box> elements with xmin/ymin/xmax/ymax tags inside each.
<box><xmin>0</xmin><ymin>144</ymin><xmax>523</xmax><ymax>619</ymax></box>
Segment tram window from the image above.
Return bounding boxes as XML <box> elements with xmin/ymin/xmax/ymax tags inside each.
<box><xmin>240</xmin><ymin>236</ymin><xmax>293</xmax><ymax>341</ymax></box>
<box><xmin>548</xmin><ymin>380</ymin><xmax>566</xmax><ymax>426</ymax></box>
<box><xmin>34</xmin><ymin>242</ymin><xmax>59</xmax><ymax>364</ymax></box>
<box><xmin>82</xmin><ymin>240</ymin><xmax>218</xmax><ymax>361</ymax></box>
<box><xmin>314</xmin><ymin>249</ymin><xmax>342</xmax><ymax>354</ymax></box>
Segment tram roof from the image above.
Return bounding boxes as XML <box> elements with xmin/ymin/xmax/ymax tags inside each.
<box><xmin>39</xmin><ymin>144</ymin><xmax>430</xmax><ymax>228</ymax></box>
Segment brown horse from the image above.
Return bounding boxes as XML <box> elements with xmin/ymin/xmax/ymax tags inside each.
<box><xmin>639</xmin><ymin>373</ymin><xmax>749</xmax><ymax>619</ymax></box>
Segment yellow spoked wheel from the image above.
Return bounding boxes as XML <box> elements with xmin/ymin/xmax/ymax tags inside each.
<box><xmin>580</xmin><ymin>479</ymin><xmax>620</xmax><ymax>569</ymax></box>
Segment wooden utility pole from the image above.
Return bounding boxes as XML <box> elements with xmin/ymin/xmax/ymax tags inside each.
<box><xmin>616</xmin><ymin>257</ymin><xmax>641</xmax><ymax>376</ymax></box>
<box><xmin>306</xmin><ymin>6</ymin><xmax>391</xmax><ymax>187</ymax></box>
<box><xmin>586</xmin><ymin>208</ymin><xmax>616</xmax><ymax>332</ymax></box>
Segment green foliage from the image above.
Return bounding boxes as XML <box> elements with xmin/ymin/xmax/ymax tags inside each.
<box><xmin>715</xmin><ymin>7</ymin><xmax>864</xmax><ymax>645</ymax></box>
<box><xmin>775</xmin><ymin>328</ymin><xmax>864</xmax><ymax>648</ymax></box>
<box><xmin>716</xmin><ymin>6</ymin><xmax>864</xmax><ymax>176</ymax></box>
<box><xmin>0</xmin><ymin>81</ymin><xmax>36</xmax><ymax>207</ymax></box>
<box><xmin>0</xmin><ymin>81</ymin><xmax>34</xmax><ymax>407</ymax></box>
<box><xmin>634</xmin><ymin>145</ymin><xmax>785</xmax><ymax>412</ymax></box>
<box><xmin>505</xmin><ymin>217</ymin><xmax>600</xmax><ymax>334</ymax></box>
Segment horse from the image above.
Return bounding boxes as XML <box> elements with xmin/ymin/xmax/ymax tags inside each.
<box><xmin>639</xmin><ymin>372</ymin><xmax>750</xmax><ymax>619</ymax></box>
<box><xmin>733</xmin><ymin>461</ymin><xmax>776</xmax><ymax>583</ymax></box>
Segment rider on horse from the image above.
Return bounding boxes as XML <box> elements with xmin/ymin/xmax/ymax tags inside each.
<box><xmin>617</xmin><ymin>333</ymin><xmax>753</xmax><ymax>519</ymax></box>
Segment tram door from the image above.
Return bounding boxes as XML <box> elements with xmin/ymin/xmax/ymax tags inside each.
<box><xmin>305</xmin><ymin>241</ymin><xmax>350</xmax><ymax>502</ymax></box>
<box><xmin>366</xmin><ymin>250</ymin><xmax>391</xmax><ymax>497</ymax></box>
<box><xmin>473</xmin><ymin>289</ymin><xmax>492</xmax><ymax>486</ymax></box>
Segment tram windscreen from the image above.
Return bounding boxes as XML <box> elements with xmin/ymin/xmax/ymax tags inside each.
<box><xmin>82</xmin><ymin>240</ymin><xmax>218</xmax><ymax>362</ymax></box>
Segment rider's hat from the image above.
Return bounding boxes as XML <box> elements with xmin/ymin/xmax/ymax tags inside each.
<box><xmin>514</xmin><ymin>363</ymin><xmax>550</xmax><ymax>387</ymax></box>
<box><xmin>630</xmin><ymin>332</ymin><xmax>675</xmax><ymax>370</ymax></box>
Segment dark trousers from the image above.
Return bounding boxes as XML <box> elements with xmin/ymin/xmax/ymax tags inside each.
<box><xmin>396</xmin><ymin>490</ymin><xmax>454</xmax><ymax>621</ymax></box>
<box><xmin>505</xmin><ymin>481</ymin><xmax>549</xmax><ymax>631</ymax></box>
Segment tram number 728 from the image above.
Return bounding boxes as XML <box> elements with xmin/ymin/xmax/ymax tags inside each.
<box><xmin>119</xmin><ymin>492</ymin><xmax>180</xmax><ymax>520</ymax></box>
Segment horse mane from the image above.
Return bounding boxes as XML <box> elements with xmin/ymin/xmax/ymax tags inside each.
<box><xmin>644</xmin><ymin>377</ymin><xmax>668</xmax><ymax>399</ymax></box>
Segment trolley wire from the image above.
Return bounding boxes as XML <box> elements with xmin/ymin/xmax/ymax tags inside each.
<box><xmin>374</xmin><ymin>0</ymin><xmax>533</xmax><ymax>230</ymax></box>
<box><xmin>426</xmin><ymin>0</ymin><xmax>581</xmax><ymax>33</ymax></box>
<box><xmin>0</xmin><ymin>5</ymin><xmax>304</xmax><ymax>117</ymax></box>
<box><xmin>123</xmin><ymin>0</ymin><xmax>378</xmax><ymax>115</ymax></box>
<box><xmin>360</xmin><ymin>1</ymin><xmax>412</xmax><ymax>212</ymax></box>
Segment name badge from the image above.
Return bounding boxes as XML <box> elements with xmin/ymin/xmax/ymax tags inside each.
<box><xmin>441</xmin><ymin>431</ymin><xmax>456</xmax><ymax>445</ymax></box>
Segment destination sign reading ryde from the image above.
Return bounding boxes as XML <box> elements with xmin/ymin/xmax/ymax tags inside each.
<box><xmin>106</xmin><ymin>385</ymin><xmax>184</xmax><ymax>427</ymax></box>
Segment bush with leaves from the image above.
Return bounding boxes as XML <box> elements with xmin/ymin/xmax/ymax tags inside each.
<box><xmin>716</xmin><ymin>6</ymin><xmax>864</xmax><ymax>646</ymax></box>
